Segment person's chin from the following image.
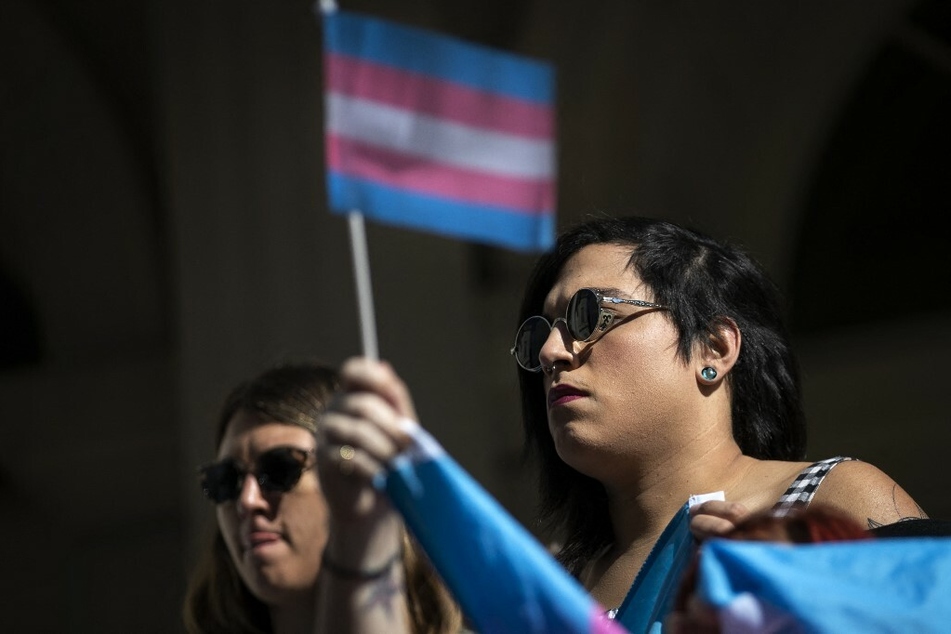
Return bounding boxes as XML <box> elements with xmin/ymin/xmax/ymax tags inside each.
<box><xmin>552</xmin><ymin>427</ymin><xmax>604</xmax><ymax>471</ymax></box>
<box><xmin>242</xmin><ymin>565</ymin><xmax>299</xmax><ymax>605</ymax></box>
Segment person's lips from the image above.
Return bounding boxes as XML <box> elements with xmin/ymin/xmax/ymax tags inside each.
<box><xmin>244</xmin><ymin>529</ymin><xmax>283</xmax><ymax>554</ymax></box>
<box><xmin>548</xmin><ymin>384</ymin><xmax>588</xmax><ymax>408</ymax></box>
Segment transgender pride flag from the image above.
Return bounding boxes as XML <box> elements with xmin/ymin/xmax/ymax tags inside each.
<box><xmin>322</xmin><ymin>9</ymin><xmax>556</xmax><ymax>252</ymax></box>
<box><xmin>380</xmin><ymin>421</ymin><xmax>627</xmax><ymax>634</ymax></box>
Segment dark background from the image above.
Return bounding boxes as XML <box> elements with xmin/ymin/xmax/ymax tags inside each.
<box><xmin>1</xmin><ymin>0</ymin><xmax>949</xmax><ymax>631</ymax></box>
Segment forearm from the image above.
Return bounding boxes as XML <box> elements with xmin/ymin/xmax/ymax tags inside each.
<box><xmin>314</xmin><ymin>514</ymin><xmax>411</xmax><ymax>634</ymax></box>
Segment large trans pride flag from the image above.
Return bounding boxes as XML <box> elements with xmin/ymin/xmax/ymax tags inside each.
<box><xmin>379</xmin><ymin>421</ymin><xmax>951</xmax><ymax>633</ymax></box>
<box><xmin>323</xmin><ymin>10</ymin><xmax>556</xmax><ymax>252</ymax></box>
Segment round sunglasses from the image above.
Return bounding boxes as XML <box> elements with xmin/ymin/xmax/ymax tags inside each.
<box><xmin>198</xmin><ymin>446</ymin><xmax>315</xmax><ymax>504</ymax></box>
<box><xmin>510</xmin><ymin>287</ymin><xmax>667</xmax><ymax>372</ymax></box>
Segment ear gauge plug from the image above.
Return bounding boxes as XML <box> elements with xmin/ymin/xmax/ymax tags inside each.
<box><xmin>701</xmin><ymin>366</ymin><xmax>718</xmax><ymax>381</ymax></box>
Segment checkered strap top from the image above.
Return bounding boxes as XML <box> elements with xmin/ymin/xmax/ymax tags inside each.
<box><xmin>771</xmin><ymin>456</ymin><xmax>855</xmax><ymax>517</ymax></box>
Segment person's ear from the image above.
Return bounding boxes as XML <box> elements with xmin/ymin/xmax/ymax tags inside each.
<box><xmin>697</xmin><ymin>317</ymin><xmax>741</xmax><ymax>385</ymax></box>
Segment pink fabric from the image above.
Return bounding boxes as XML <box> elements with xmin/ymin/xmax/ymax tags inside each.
<box><xmin>326</xmin><ymin>52</ymin><xmax>554</xmax><ymax>138</ymax></box>
<box><xmin>589</xmin><ymin>609</ymin><xmax>632</xmax><ymax>634</ymax></box>
<box><xmin>327</xmin><ymin>134</ymin><xmax>554</xmax><ymax>213</ymax></box>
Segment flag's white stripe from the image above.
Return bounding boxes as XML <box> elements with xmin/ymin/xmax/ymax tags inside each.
<box><xmin>399</xmin><ymin>418</ymin><xmax>446</xmax><ymax>465</ymax></box>
<box><xmin>376</xmin><ymin>420</ymin><xmax>446</xmax><ymax>493</ymax></box>
<box><xmin>327</xmin><ymin>92</ymin><xmax>555</xmax><ymax>180</ymax></box>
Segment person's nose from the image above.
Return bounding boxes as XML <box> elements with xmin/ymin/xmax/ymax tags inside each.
<box><xmin>537</xmin><ymin>318</ymin><xmax>575</xmax><ymax>372</ymax></box>
<box><xmin>236</xmin><ymin>473</ymin><xmax>269</xmax><ymax>516</ymax></box>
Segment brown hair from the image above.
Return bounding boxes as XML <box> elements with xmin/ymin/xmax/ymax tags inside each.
<box><xmin>404</xmin><ymin>532</ymin><xmax>464</xmax><ymax>634</ymax></box>
<box><xmin>183</xmin><ymin>362</ymin><xmax>339</xmax><ymax>634</ymax></box>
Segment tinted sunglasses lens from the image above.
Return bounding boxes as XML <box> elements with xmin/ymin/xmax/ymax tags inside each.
<box><xmin>514</xmin><ymin>316</ymin><xmax>550</xmax><ymax>371</ymax></box>
<box><xmin>201</xmin><ymin>461</ymin><xmax>240</xmax><ymax>503</ymax></box>
<box><xmin>566</xmin><ymin>289</ymin><xmax>600</xmax><ymax>340</ymax></box>
<box><xmin>257</xmin><ymin>448</ymin><xmax>306</xmax><ymax>493</ymax></box>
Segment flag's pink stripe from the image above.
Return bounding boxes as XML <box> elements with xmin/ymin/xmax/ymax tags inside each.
<box><xmin>327</xmin><ymin>134</ymin><xmax>554</xmax><ymax>215</ymax></box>
<box><xmin>326</xmin><ymin>52</ymin><xmax>554</xmax><ymax>139</ymax></box>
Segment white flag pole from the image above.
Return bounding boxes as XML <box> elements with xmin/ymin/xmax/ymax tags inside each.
<box><xmin>320</xmin><ymin>1</ymin><xmax>375</xmax><ymax>359</ymax></box>
<box><xmin>347</xmin><ymin>210</ymin><xmax>379</xmax><ymax>361</ymax></box>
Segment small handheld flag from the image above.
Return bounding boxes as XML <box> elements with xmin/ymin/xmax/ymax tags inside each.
<box><xmin>323</xmin><ymin>9</ymin><xmax>557</xmax><ymax>253</ymax></box>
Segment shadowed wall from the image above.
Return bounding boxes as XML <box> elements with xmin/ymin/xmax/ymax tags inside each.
<box><xmin>1</xmin><ymin>0</ymin><xmax>948</xmax><ymax>630</ymax></box>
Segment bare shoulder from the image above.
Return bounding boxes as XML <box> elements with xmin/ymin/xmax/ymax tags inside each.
<box><xmin>812</xmin><ymin>459</ymin><xmax>928</xmax><ymax>530</ymax></box>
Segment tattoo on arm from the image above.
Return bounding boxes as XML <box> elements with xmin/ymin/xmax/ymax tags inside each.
<box><xmin>868</xmin><ymin>488</ymin><xmax>928</xmax><ymax>528</ymax></box>
<box><xmin>891</xmin><ymin>485</ymin><xmax>927</xmax><ymax>522</ymax></box>
<box><xmin>362</xmin><ymin>577</ymin><xmax>405</xmax><ymax>616</ymax></box>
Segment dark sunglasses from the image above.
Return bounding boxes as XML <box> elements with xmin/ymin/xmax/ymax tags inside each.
<box><xmin>198</xmin><ymin>446</ymin><xmax>315</xmax><ymax>504</ymax></box>
<box><xmin>510</xmin><ymin>287</ymin><xmax>667</xmax><ymax>372</ymax></box>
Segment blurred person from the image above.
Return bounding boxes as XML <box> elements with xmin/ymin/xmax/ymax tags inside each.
<box><xmin>182</xmin><ymin>361</ymin><xmax>460</xmax><ymax>634</ymax></box>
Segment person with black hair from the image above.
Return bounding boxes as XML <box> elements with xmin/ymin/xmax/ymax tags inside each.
<box><xmin>319</xmin><ymin>215</ymin><xmax>926</xmax><ymax>625</ymax></box>
<box><xmin>512</xmin><ymin>216</ymin><xmax>924</xmax><ymax>615</ymax></box>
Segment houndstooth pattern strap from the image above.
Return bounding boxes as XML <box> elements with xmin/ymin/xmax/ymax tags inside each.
<box><xmin>771</xmin><ymin>456</ymin><xmax>855</xmax><ymax>517</ymax></box>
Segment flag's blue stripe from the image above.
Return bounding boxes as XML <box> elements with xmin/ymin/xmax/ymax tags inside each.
<box><xmin>323</xmin><ymin>10</ymin><xmax>554</xmax><ymax>105</ymax></box>
<box><xmin>328</xmin><ymin>172</ymin><xmax>555</xmax><ymax>252</ymax></box>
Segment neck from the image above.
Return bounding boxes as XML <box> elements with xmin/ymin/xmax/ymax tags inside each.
<box><xmin>604</xmin><ymin>432</ymin><xmax>751</xmax><ymax>551</ymax></box>
<box><xmin>269</xmin><ymin>596</ymin><xmax>316</xmax><ymax>634</ymax></box>
<box><xmin>582</xmin><ymin>437</ymin><xmax>753</xmax><ymax>609</ymax></box>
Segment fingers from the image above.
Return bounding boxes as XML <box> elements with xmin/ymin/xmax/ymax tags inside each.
<box><xmin>689</xmin><ymin>500</ymin><xmax>750</xmax><ymax>540</ymax></box>
<box><xmin>324</xmin><ymin>386</ymin><xmax>413</xmax><ymax>452</ymax></box>
<box><xmin>316</xmin><ymin>358</ymin><xmax>419</xmax><ymax>484</ymax></box>
<box><xmin>318</xmin><ymin>441</ymin><xmax>385</xmax><ymax>483</ymax></box>
<box><xmin>339</xmin><ymin>357</ymin><xmax>419</xmax><ymax>424</ymax></box>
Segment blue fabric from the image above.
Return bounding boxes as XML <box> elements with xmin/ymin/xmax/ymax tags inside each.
<box><xmin>323</xmin><ymin>10</ymin><xmax>554</xmax><ymax>104</ymax></box>
<box><xmin>614</xmin><ymin>504</ymin><xmax>696</xmax><ymax>633</ymax></box>
<box><xmin>382</xmin><ymin>445</ymin><xmax>627</xmax><ymax>633</ymax></box>
<box><xmin>698</xmin><ymin>538</ymin><xmax>951</xmax><ymax>633</ymax></box>
<box><xmin>327</xmin><ymin>172</ymin><xmax>555</xmax><ymax>252</ymax></box>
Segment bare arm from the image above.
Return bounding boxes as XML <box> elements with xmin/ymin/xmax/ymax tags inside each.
<box><xmin>810</xmin><ymin>460</ymin><xmax>927</xmax><ymax>530</ymax></box>
<box><xmin>314</xmin><ymin>358</ymin><xmax>415</xmax><ymax>634</ymax></box>
<box><xmin>687</xmin><ymin>459</ymin><xmax>928</xmax><ymax>541</ymax></box>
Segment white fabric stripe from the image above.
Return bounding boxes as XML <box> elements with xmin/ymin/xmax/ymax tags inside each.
<box><xmin>375</xmin><ymin>419</ymin><xmax>445</xmax><ymax>491</ymax></box>
<box><xmin>327</xmin><ymin>92</ymin><xmax>555</xmax><ymax>180</ymax></box>
<box><xmin>398</xmin><ymin>418</ymin><xmax>446</xmax><ymax>464</ymax></box>
<box><xmin>689</xmin><ymin>491</ymin><xmax>725</xmax><ymax>508</ymax></box>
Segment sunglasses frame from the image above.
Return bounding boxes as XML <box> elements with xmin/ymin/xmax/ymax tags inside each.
<box><xmin>198</xmin><ymin>445</ymin><xmax>316</xmax><ymax>504</ymax></box>
<box><xmin>510</xmin><ymin>287</ymin><xmax>667</xmax><ymax>372</ymax></box>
